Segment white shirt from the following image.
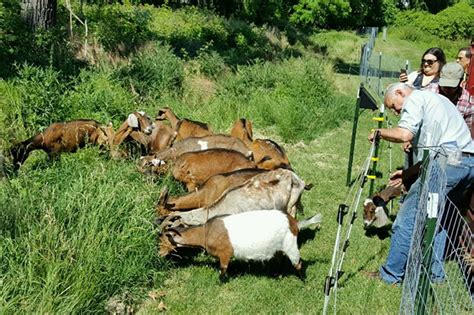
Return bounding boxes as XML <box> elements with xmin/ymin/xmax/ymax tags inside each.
<box><xmin>398</xmin><ymin>90</ymin><xmax>474</xmax><ymax>162</ymax></box>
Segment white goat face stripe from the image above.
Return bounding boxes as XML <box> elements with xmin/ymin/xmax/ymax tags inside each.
<box><xmin>364</xmin><ymin>198</ymin><xmax>372</xmax><ymax>206</ymax></box>
<box><xmin>151</xmin><ymin>159</ymin><xmax>165</xmax><ymax>166</ymax></box>
<box><xmin>197</xmin><ymin>140</ymin><xmax>208</xmax><ymax>150</ymax></box>
<box><xmin>138</xmin><ymin>111</ymin><xmax>145</xmax><ymax>116</ymax></box>
<box><xmin>127</xmin><ymin>113</ymin><xmax>139</xmax><ymax>128</ymax></box>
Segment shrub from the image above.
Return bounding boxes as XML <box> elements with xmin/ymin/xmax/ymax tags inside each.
<box><xmin>88</xmin><ymin>4</ymin><xmax>155</xmax><ymax>55</ymax></box>
<box><xmin>149</xmin><ymin>6</ymin><xmax>228</xmax><ymax>57</ymax></box>
<box><xmin>394</xmin><ymin>2</ymin><xmax>474</xmax><ymax>40</ymax></box>
<box><xmin>118</xmin><ymin>43</ymin><xmax>184</xmax><ymax>100</ymax></box>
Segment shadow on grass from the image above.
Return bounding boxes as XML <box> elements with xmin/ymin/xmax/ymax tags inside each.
<box><xmin>364</xmin><ymin>224</ymin><xmax>393</xmax><ymax>240</ymax></box>
<box><xmin>336</xmin><ymin>242</ymin><xmax>387</xmax><ymax>287</ymax></box>
<box><xmin>165</xmin><ymin>247</ymin><xmax>317</xmax><ymax>281</ymax></box>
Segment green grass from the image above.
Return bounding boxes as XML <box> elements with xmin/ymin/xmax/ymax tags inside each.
<box><xmin>0</xmin><ymin>13</ymin><xmax>469</xmax><ymax>312</ymax></box>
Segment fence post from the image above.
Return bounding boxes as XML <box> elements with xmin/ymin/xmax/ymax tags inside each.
<box><xmin>368</xmin><ymin>104</ymin><xmax>384</xmax><ymax>196</ymax></box>
<box><xmin>416</xmin><ymin>149</ymin><xmax>437</xmax><ymax>314</ymax></box>
<box><xmin>346</xmin><ymin>86</ymin><xmax>362</xmax><ymax>186</ymax></box>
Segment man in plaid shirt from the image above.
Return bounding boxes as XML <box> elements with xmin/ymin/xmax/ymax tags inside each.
<box><xmin>439</xmin><ymin>62</ymin><xmax>474</xmax><ymax>138</ymax></box>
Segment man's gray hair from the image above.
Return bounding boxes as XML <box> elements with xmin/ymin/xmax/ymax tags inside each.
<box><xmin>385</xmin><ymin>82</ymin><xmax>414</xmax><ymax>99</ymax></box>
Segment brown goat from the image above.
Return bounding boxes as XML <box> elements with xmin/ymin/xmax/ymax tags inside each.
<box><xmin>230</xmin><ymin>118</ymin><xmax>291</xmax><ymax>170</ymax></box>
<box><xmin>363</xmin><ymin>185</ymin><xmax>403</xmax><ymax>228</ymax></box>
<box><xmin>156</xmin><ymin>168</ymin><xmax>267</xmax><ymax>216</ymax></box>
<box><xmin>111</xmin><ymin>111</ymin><xmax>155</xmax><ymax>157</ymax></box>
<box><xmin>156</xmin><ymin>107</ymin><xmax>212</xmax><ymax>141</ymax></box>
<box><xmin>138</xmin><ymin>134</ymin><xmax>253</xmax><ymax>173</ymax></box>
<box><xmin>10</xmin><ymin>120</ymin><xmax>110</xmax><ymax>169</ymax></box>
<box><xmin>172</xmin><ymin>148</ymin><xmax>256</xmax><ymax>191</ymax></box>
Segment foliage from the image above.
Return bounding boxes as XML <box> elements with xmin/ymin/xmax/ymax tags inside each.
<box><xmin>1</xmin><ymin>65</ymin><xmax>67</xmax><ymax>133</ymax></box>
<box><xmin>87</xmin><ymin>4</ymin><xmax>155</xmax><ymax>55</ymax></box>
<box><xmin>62</xmin><ymin>68</ymin><xmax>138</xmax><ymax>122</ymax></box>
<box><xmin>394</xmin><ymin>1</ymin><xmax>474</xmax><ymax>40</ymax></box>
<box><xmin>290</xmin><ymin>0</ymin><xmax>398</xmax><ymax>29</ymax></box>
<box><xmin>118</xmin><ymin>42</ymin><xmax>185</xmax><ymax>99</ymax></box>
<box><xmin>208</xmin><ymin>57</ymin><xmax>352</xmax><ymax>142</ymax></box>
<box><xmin>149</xmin><ymin>6</ymin><xmax>228</xmax><ymax>57</ymax></box>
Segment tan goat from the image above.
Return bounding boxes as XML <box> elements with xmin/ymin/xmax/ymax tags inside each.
<box><xmin>230</xmin><ymin>118</ymin><xmax>291</xmax><ymax>170</ymax></box>
<box><xmin>172</xmin><ymin>148</ymin><xmax>256</xmax><ymax>191</ymax></box>
<box><xmin>156</xmin><ymin>168</ymin><xmax>266</xmax><ymax>216</ymax></box>
<box><xmin>10</xmin><ymin>120</ymin><xmax>111</xmax><ymax>169</ymax></box>
<box><xmin>156</xmin><ymin>107</ymin><xmax>212</xmax><ymax>141</ymax></box>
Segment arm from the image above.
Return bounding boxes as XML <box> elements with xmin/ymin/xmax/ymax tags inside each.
<box><xmin>368</xmin><ymin>127</ymin><xmax>414</xmax><ymax>143</ymax></box>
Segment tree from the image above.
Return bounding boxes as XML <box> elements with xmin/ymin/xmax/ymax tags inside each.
<box><xmin>20</xmin><ymin>0</ymin><xmax>57</xmax><ymax>30</ymax></box>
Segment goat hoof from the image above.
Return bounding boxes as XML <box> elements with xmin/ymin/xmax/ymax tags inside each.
<box><xmin>219</xmin><ymin>273</ymin><xmax>229</xmax><ymax>283</ymax></box>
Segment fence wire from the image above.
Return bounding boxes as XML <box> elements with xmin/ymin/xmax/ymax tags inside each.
<box><xmin>359</xmin><ymin>27</ymin><xmax>411</xmax><ymax>100</ymax></box>
<box><xmin>400</xmin><ymin>151</ymin><xmax>474</xmax><ymax>314</ymax></box>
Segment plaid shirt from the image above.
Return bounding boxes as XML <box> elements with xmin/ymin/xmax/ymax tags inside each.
<box><xmin>420</xmin><ymin>81</ymin><xmax>439</xmax><ymax>93</ymax></box>
<box><xmin>457</xmin><ymin>88</ymin><xmax>474</xmax><ymax>138</ymax></box>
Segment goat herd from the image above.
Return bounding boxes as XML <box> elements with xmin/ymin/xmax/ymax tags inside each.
<box><xmin>7</xmin><ymin>107</ymin><xmax>323</xmax><ymax>280</ymax></box>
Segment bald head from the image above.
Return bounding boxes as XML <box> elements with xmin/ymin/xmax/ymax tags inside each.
<box><xmin>384</xmin><ymin>83</ymin><xmax>414</xmax><ymax>116</ymax></box>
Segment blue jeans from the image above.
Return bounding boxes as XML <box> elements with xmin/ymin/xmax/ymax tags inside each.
<box><xmin>380</xmin><ymin>155</ymin><xmax>474</xmax><ymax>284</ymax></box>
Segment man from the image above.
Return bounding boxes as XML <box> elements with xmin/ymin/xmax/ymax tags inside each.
<box><xmin>457</xmin><ymin>47</ymin><xmax>472</xmax><ymax>88</ymax></box>
<box><xmin>457</xmin><ymin>47</ymin><xmax>471</xmax><ymax>74</ymax></box>
<box><xmin>438</xmin><ymin>62</ymin><xmax>473</xmax><ymax>138</ymax></box>
<box><xmin>367</xmin><ymin>83</ymin><xmax>474</xmax><ymax>284</ymax></box>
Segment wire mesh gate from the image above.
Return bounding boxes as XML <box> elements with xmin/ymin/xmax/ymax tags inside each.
<box><xmin>401</xmin><ymin>150</ymin><xmax>473</xmax><ymax>314</ymax></box>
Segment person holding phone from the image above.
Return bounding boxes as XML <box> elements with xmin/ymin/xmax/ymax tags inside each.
<box><xmin>399</xmin><ymin>47</ymin><xmax>446</xmax><ymax>93</ymax></box>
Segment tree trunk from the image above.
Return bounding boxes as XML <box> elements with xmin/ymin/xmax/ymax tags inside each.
<box><xmin>21</xmin><ymin>0</ymin><xmax>57</xmax><ymax>30</ymax></box>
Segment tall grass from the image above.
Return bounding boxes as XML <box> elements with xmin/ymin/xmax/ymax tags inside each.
<box><xmin>0</xmin><ymin>148</ymin><xmax>166</xmax><ymax>312</ymax></box>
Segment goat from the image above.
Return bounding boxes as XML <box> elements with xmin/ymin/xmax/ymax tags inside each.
<box><xmin>156</xmin><ymin>107</ymin><xmax>212</xmax><ymax>141</ymax></box>
<box><xmin>363</xmin><ymin>185</ymin><xmax>403</xmax><ymax>228</ymax></box>
<box><xmin>10</xmin><ymin>120</ymin><xmax>111</xmax><ymax>169</ymax></box>
<box><xmin>159</xmin><ymin>168</ymin><xmax>308</xmax><ymax>230</ymax></box>
<box><xmin>171</xmin><ymin>148</ymin><xmax>256</xmax><ymax>191</ymax></box>
<box><xmin>138</xmin><ymin>135</ymin><xmax>253</xmax><ymax>172</ymax></box>
<box><xmin>156</xmin><ymin>168</ymin><xmax>267</xmax><ymax>216</ymax></box>
<box><xmin>230</xmin><ymin>118</ymin><xmax>291</xmax><ymax>170</ymax></box>
<box><xmin>111</xmin><ymin>111</ymin><xmax>155</xmax><ymax>157</ymax></box>
<box><xmin>363</xmin><ymin>163</ymin><xmax>422</xmax><ymax>228</ymax></box>
<box><xmin>161</xmin><ymin>209</ymin><xmax>322</xmax><ymax>281</ymax></box>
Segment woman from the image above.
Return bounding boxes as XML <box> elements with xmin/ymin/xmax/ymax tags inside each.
<box><xmin>400</xmin><ymin>47</ymin><xmax>446</xmax><ymax>92</ymax></box>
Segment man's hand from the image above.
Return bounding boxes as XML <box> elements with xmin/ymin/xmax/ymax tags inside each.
<box><xmin>368</xmin><ymin>129</ymin><xmax>380</xmax><ymax>142</ymax></box>
<box><xmin>402</xmin><ymin>141</ymin><xmax>412</xmax><ymax>152</ymax></box>
<box><xmin>388</xmin><ymin>170</ymin><xmax>403</xmax><ymax>187</ymax></box>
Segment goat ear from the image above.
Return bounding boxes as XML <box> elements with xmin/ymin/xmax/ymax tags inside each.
<box><xmin>127</xmin><ymin>113</ymin><xmax>139</xmax><ymax>128</ymax></box>
<box><xmin>138</xmin><ymin>111</ymin><xmax>145</xmax><ymax>116</ymax></box>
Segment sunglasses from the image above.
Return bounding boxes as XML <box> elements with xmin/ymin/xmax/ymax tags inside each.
<box><xmin>421</xmin><ymin>59</ymin><xmax>438</xmax><ymax>66</ymax></box>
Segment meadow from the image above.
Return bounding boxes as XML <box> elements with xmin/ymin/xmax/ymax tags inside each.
<box><xmin>0</xmin><ymin>3</ymin><xmax>471</xmax><ymax>313</ymax></box>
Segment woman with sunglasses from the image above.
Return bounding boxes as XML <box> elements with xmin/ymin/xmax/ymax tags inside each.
<box><xmin>399</xmin><ymin>47</ymin><xmax>446</xmax><ymax>92</ymax></box>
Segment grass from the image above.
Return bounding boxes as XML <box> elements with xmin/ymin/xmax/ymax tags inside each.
<box><xmin>0</xmin><ymin>15</ymin><xmax>468</xmax><ymax>313</ymax></box>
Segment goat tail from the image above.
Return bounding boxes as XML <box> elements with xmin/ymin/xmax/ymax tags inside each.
<box><xmin>297</xmin><ymin>213</ymin><xmax>322</xmax><ymax>230</ymax></box>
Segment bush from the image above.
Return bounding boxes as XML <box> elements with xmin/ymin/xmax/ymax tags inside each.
<box><xmin>118</xmin><ymin>43</ymin><xmax>184</xmax><ymax>100</ymax></box>
<box><xmin>394</xmin><ymin>1</ymin><xmax>474</xmax><ymax>40</ymax></box>
<box><xmin>88</xmin><ymin>4</ymin><xmax>155</xmax><ymax>55</ymax></box>
<box><xmin>149</xmin><ymin>6</ymin><xmax>228</xmax><ymax>57</ymax></box>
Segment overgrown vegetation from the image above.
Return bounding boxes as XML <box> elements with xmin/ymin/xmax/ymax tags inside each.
<box><xmin>0</xmin><ymin>0</ymin><xmax>472</xmax><ymax>312</ymax></box>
